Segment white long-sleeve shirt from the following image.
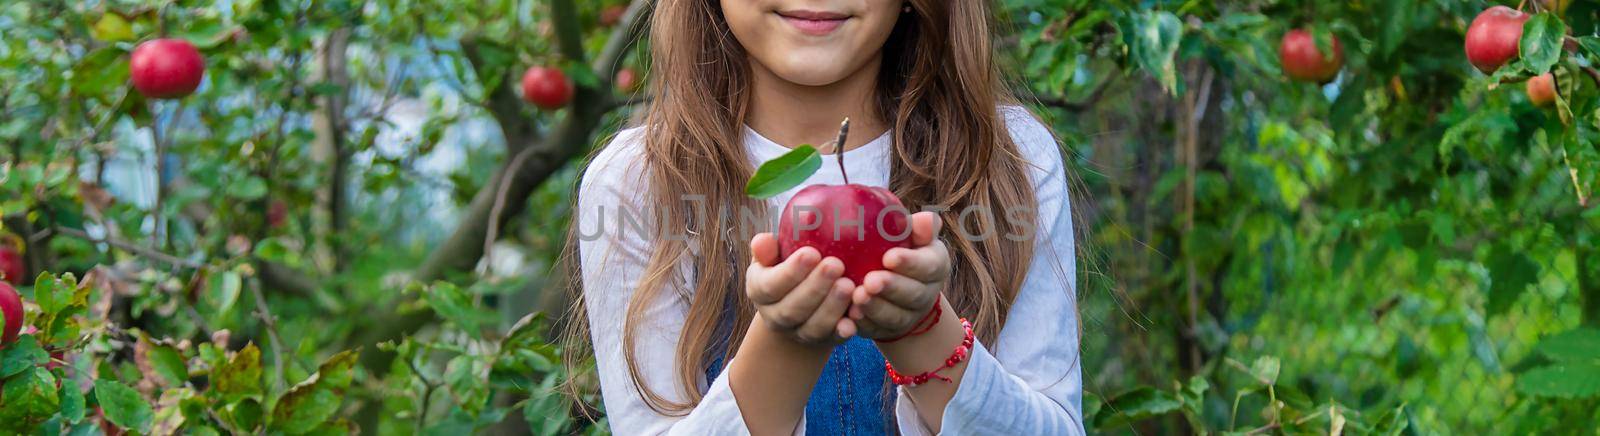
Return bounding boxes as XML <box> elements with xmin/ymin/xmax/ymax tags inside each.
<box><xmin>576</xmin><ymin>106</ymin><xmax>1083</xmax><ymax>435</ymax></box>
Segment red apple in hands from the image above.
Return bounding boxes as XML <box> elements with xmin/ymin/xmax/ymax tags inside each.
<box><xmin>1465</xmin><ymin>6</ymin><xmax>1530</xmax><ymax>74</ymax></box>
<box><xmin>1</xmin><ymin>281</ymin><xmax>23</xmax><ymax>347</ymax></box>
<box><xmin>130</xmin><ymin>38</ymin><xmax>206</xmax><ymax>99</ymax></box>
<box><xmin>521</xmin><ymin>67</ymin><xmax>574</xmax><ymax>110</ymax></box>
<box><xmin>1279</xmin><ymin>29</ymin><xmax>1344</xmax><ymax>84</ymax></box>
<box><xmin>1526</xmin><ymin>73</ymin><xmax>1557</xmax><ymax>107</ymax></box>
<box><xmin>0</xmin><ymin>245</ymin><xmax>22</xmax><ymax>283</ymax></box>
<box><xmin>778</xmin><ymin>184</ymin><xmax>911</xmax><ymax>285</ymax></box>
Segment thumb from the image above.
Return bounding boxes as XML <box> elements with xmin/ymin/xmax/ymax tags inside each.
<box><xmin>910</xmin><ymin>212</ymin><xmax>942</xmax><ymax>247</ymax></box>
<box><xmin>750</xmin><ymin>233</ymin><xmax>781</xmax><ymax>267</ymax></box>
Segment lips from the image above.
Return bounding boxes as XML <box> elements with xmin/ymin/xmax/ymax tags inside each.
<box><xmin>777</xmin><ymin>10</ymin><xmax>850</xmax><ymax>36</ymax></box>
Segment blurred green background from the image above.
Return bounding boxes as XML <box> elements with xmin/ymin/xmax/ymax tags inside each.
<box><xmin>2</xmin><ymin>0</ymin><xmax>1598</xmax><ymax>434</ymax></box>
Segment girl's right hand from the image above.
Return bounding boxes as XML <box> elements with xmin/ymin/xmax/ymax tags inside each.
<box><xmin>746</xmin><ymin>233</ymin><xmax>859</xmax><ymax>345</ymax></box>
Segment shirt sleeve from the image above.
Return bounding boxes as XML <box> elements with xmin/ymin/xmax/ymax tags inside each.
<box><xmin>892</xmin><ymin>107</ymin><xmax>1085</xmax><ymax>435</ymax></box>
<box><xmin>578</xmin><ymin>128</ymin><xmax>786</xmax><ymax>435</ymax></box>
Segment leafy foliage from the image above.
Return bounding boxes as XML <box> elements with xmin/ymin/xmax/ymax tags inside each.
<box><xmin>1</xmin><ymin>0</ymin><xmax>1598</xmax><ymax>434</ymax></box>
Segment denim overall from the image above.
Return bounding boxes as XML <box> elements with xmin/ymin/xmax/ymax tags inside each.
<box><xmin>706</xmin><ymin>326</ymin><xmax>895</xmax><ymax>434</ymax></box>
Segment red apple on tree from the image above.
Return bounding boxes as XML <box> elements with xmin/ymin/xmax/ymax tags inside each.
<box><xmin>1279</xmin><ymin>29</ymin><xmax>1344</xmax><ymax>84</ymax></box>
<box><xmin>1</xmin><ymin>281</ymin><xmax>23</xmax><ymax>347</ymax></box>
<box><xmin>521</xmin><ymin>67</ymin><xmax>574</xmax><ymax>110</ymax></box>
<box><xmin>600</xmin><ymin>4</ymin><xmax>628</xmax><ymax>27</ymax></box>
<box><xmin>1465</xmin><ymin>6</ymin><xmax>1530</xmax><ymax>74</ymax></box>
<box><xmin>615</xmin><ymin>68</ymin><xmax>641</xmax><ymax>92</ymax></box>
<box><xmin>0</xmin><ymin>244</ymin><xmax>23</xmax><ymax>283</ymax></box>
<box><xmin>1526</xmin><ymin>73</ymin><xmax>1557</xmax><ymax>107</ymax></box>
<box><xmin>750</xmin><ymin>119</ymin><xmax>911</xmax><ymax>285</ymax></box>
<box><xmin>267</xmin><ymin>200</ymin><xmax>289</xmax><ymax>229</ymax></box>
<box><xmin>130</xmin><ymin>38</ymin><xmax>206</xmax><ymax>99</ymax></box>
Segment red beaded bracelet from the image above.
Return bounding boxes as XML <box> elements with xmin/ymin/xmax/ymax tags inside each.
<box><xmin>885</xmin><ymin>318</ymin><xmax>974</xmax><ymax>386</ymax></box>
<box><xmin>876</xmin><ymin>302</ymin><xmax>941</xmax><ymax>343</ymax></box>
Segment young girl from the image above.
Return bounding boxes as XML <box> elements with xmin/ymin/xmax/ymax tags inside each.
<box><xmin>575</xmin><ymin>0</ymin><xmax>1081</xmax><ymax>434</ymax></box>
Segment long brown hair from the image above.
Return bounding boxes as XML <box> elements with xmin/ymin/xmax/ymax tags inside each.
<box><xmin>566</xmin><ymin>0</ymin><xmax>1044</xmax><ymax>415</ymax></box>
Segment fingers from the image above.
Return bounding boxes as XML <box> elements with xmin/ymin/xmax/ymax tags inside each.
<box><xmin>796</xmin><ymin>278</ymin><xmax>854</xmax><ymax>342</ymax></box>
<box><xmin>750</xmin><ymin>233</ymin><xmax>781</xmax><ymax>267</ymax></box>
<box><xmin>910</xmin><ymin>211</ymin><xmax>942</xmax><ymax>247</ymax></box>
<box><xmin>746</xmin><ymin>246</ymin><xmax>821</xmax><ymax>305</ymax></box>
<box><xmin>883</xmin><ymin>241</ymin><xmax>951</xmax><ymax>283</ymax></box>
<box><xmin>835</xmin><ymin>317</ymin><xmax>858</xmax><ymax>338</ymax></box>
<box><xmin>764</xmin><ymin>257</ymin><xmax>846</xmax><ymax>330</ymax></box>
<box><xmin>860</xmin><ymin>270</ymin><xmax>940</xmax><ymax>313</ymax></box>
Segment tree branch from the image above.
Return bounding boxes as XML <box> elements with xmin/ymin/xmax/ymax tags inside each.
<box><xmin>1028</xmin><ymin>77</ymin><xmax>1116</xmax><ymax>112</ymax></box>
<box><xmin>354</xmin><ymin>0</ymin><xmax>654</xmax><ymax>372</ymax></box>
<box><xmin>52</xmin><ymin>226</ymin><xmax>202</xmax><ymax>270</ymax></box>
<box><xmin>311</xmin><ymin>28</ymin><xmax>353</xmax><ymax>275</ymax></box>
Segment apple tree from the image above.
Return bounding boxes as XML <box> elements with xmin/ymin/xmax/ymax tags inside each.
<box><xmin>3</xmin><ymin>0</ymin><xmax>1600</xmax><ymax>434</ymax></box>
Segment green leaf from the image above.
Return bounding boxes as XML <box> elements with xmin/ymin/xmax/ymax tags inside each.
<box><xmin>1370</xmin><ymin>404</ymin><xmax>1409</xmax><ymax>435</ymax></box>
<box><xmin>308</xmin><ymin>82</ymin><xmax>344</xmax><ymax>96</ymax></box>
<box><xmin>420</xmin><ymin>282</ymin><xmax>496</xmax><ymax>333</ymax></box>
<box><xmin>227</xmin><ymin>398</ymin><xmax>264</xmax><ymax>432</ymax></box>
<box><xmin>1577</xmin><ymin>36</ymin><xmax>1600</xmax><ymax>59</ymax></box>
<box><xmin>1249</xmin><ymin>356</ymin><xmax>1281</xmax><ymax>385</ymax></box>
<box><xmin>1180</xmin><ymin>375</ymin><xmax>1209</xmax><ymax>408</ymax></box>
<box><xmin>95</xmin><ymin>379</ymin><xmax>153</xmax><ymax>433</ymax></box>
<box><xmin>227</xmin><ymin>176</ymin><xmax>269</xmax><ymax>200</ymax></box>
<box><xmin>269</xmin><ymin>350</ymin><xmax>359</xmax><ymax>435</ymax></box>
<box><xmin>60</xmin><ymin>378</ymin><xmax>86</xmax><ymax>423</ymax></box>
<box><xmin>523</xmin><ymin>375</ymin><xmax>571</xmax><ymax>435</ymax></box>
<box><xmin>744</xmin><ymin>145</ymin><xmax>822</xmax><ymax>199</ymax></box>
<box><xmin>1515</xmin><ymin>362</ymin><xmax>1600</xmax><ymax>398</ymax></box>
<box><xmin>208</xmin><ymin>269</ymin><xmax>243</xmax><ymax>315</ymax></box>
<box><xmin>0</xmin><ymin>367</ymin><xmax>61</xmax><ymax>432</ymax></box>
<box><xmin>175</xmin><ymin>19</ymin><xmax>237</xmax><ymax>49</ymax></box>
<box><xmin>1534</xmin><ymin>328</ymin><xmax>1600</xmax><ymax>363</ymax></box>
<box><xmin>254</xmin><ymin>238</ymin><xmax>303</xmax><ymax>267</ymax></box>
<box><xmin>1092</xmin><ymin>386</ymin><xmax>1182</xmax><ymax>428</ymax></box>
<box><xmin>1127</xmin><ymin>11</ymin><xmax>1183</xmax><ymax>95</ymax></box>
<box><xmin>213</xmin><ymin>343</ymin><xmax>263</xmax><ymax>403</ymax></box>
<box><xmin>0</xmin><ymin>335</ymin><xmax>49</xmax><ymax>377</ymax></box>
<box><xmin>90</xmin><ymin>13</ymin><xmax>135</xmax><ymax>42</ymax></box>
<box><xmin>1518</xmin><ymin>13</ymin><xmax>1565</xmax><ymax>74</ymax></box>
<box><xmin>150</xmin><ymin>387</ymin><xmax>196</xmax><ymax>435</ymax></box>
<box><xmin>70</xmin><ymin>47</ymin><xmax>130</xmax><ymax>102</ymax></box>
<box><xmin>1486</xmin><ymin>250</ymin><xmax>1539</xmax><ymax>315</ymax></box>
<box><xmin>137</xmin><ymin>333</ymin><xmax>190</xmax><ymax>387</ymax></box>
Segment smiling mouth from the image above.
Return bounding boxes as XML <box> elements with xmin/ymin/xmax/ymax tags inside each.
<box><xmin>776</xmin><ymin>10</ymin><xmax>850</xmax><ymax>36</ymax></box>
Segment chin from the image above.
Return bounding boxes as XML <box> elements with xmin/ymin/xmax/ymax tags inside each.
<box><xmin>764</xmin><ymin>51</ymin><xmax>857</xmax><ymax>87</ymax></box>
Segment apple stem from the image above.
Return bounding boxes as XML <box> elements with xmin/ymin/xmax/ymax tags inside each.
<box><xmin>834</xmin><ymin>117</ymin><xmax>851</xmax><ymax>185</ymax></box>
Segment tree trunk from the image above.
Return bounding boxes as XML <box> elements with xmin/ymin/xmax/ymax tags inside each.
<box><xmin>311</xmin><ymin>29</ymin><xmax>352</xmax><ymax>275</ymax></box>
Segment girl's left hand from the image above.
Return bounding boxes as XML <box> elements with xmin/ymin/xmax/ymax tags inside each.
<box><xmin>846</xmin><ymin>211</ymin><xmax>951</xmax><ymax>340</ymax></box>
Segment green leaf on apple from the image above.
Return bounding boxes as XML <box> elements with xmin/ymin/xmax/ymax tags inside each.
<box><xmin>1519</xmin><ymin>13</ymin><xmax>1565</xmax><ymax>74</ymax></box>
<box><xmin>745</xmin><ymin>145</ymin><xmax>822</xmax><ymax>199</ymax></box>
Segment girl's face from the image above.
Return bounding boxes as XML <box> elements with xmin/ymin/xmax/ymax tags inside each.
<box><xmin>720</xmin><ymin>0</ymin><xmax>905</xmax><ymax>87</ymax></box>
